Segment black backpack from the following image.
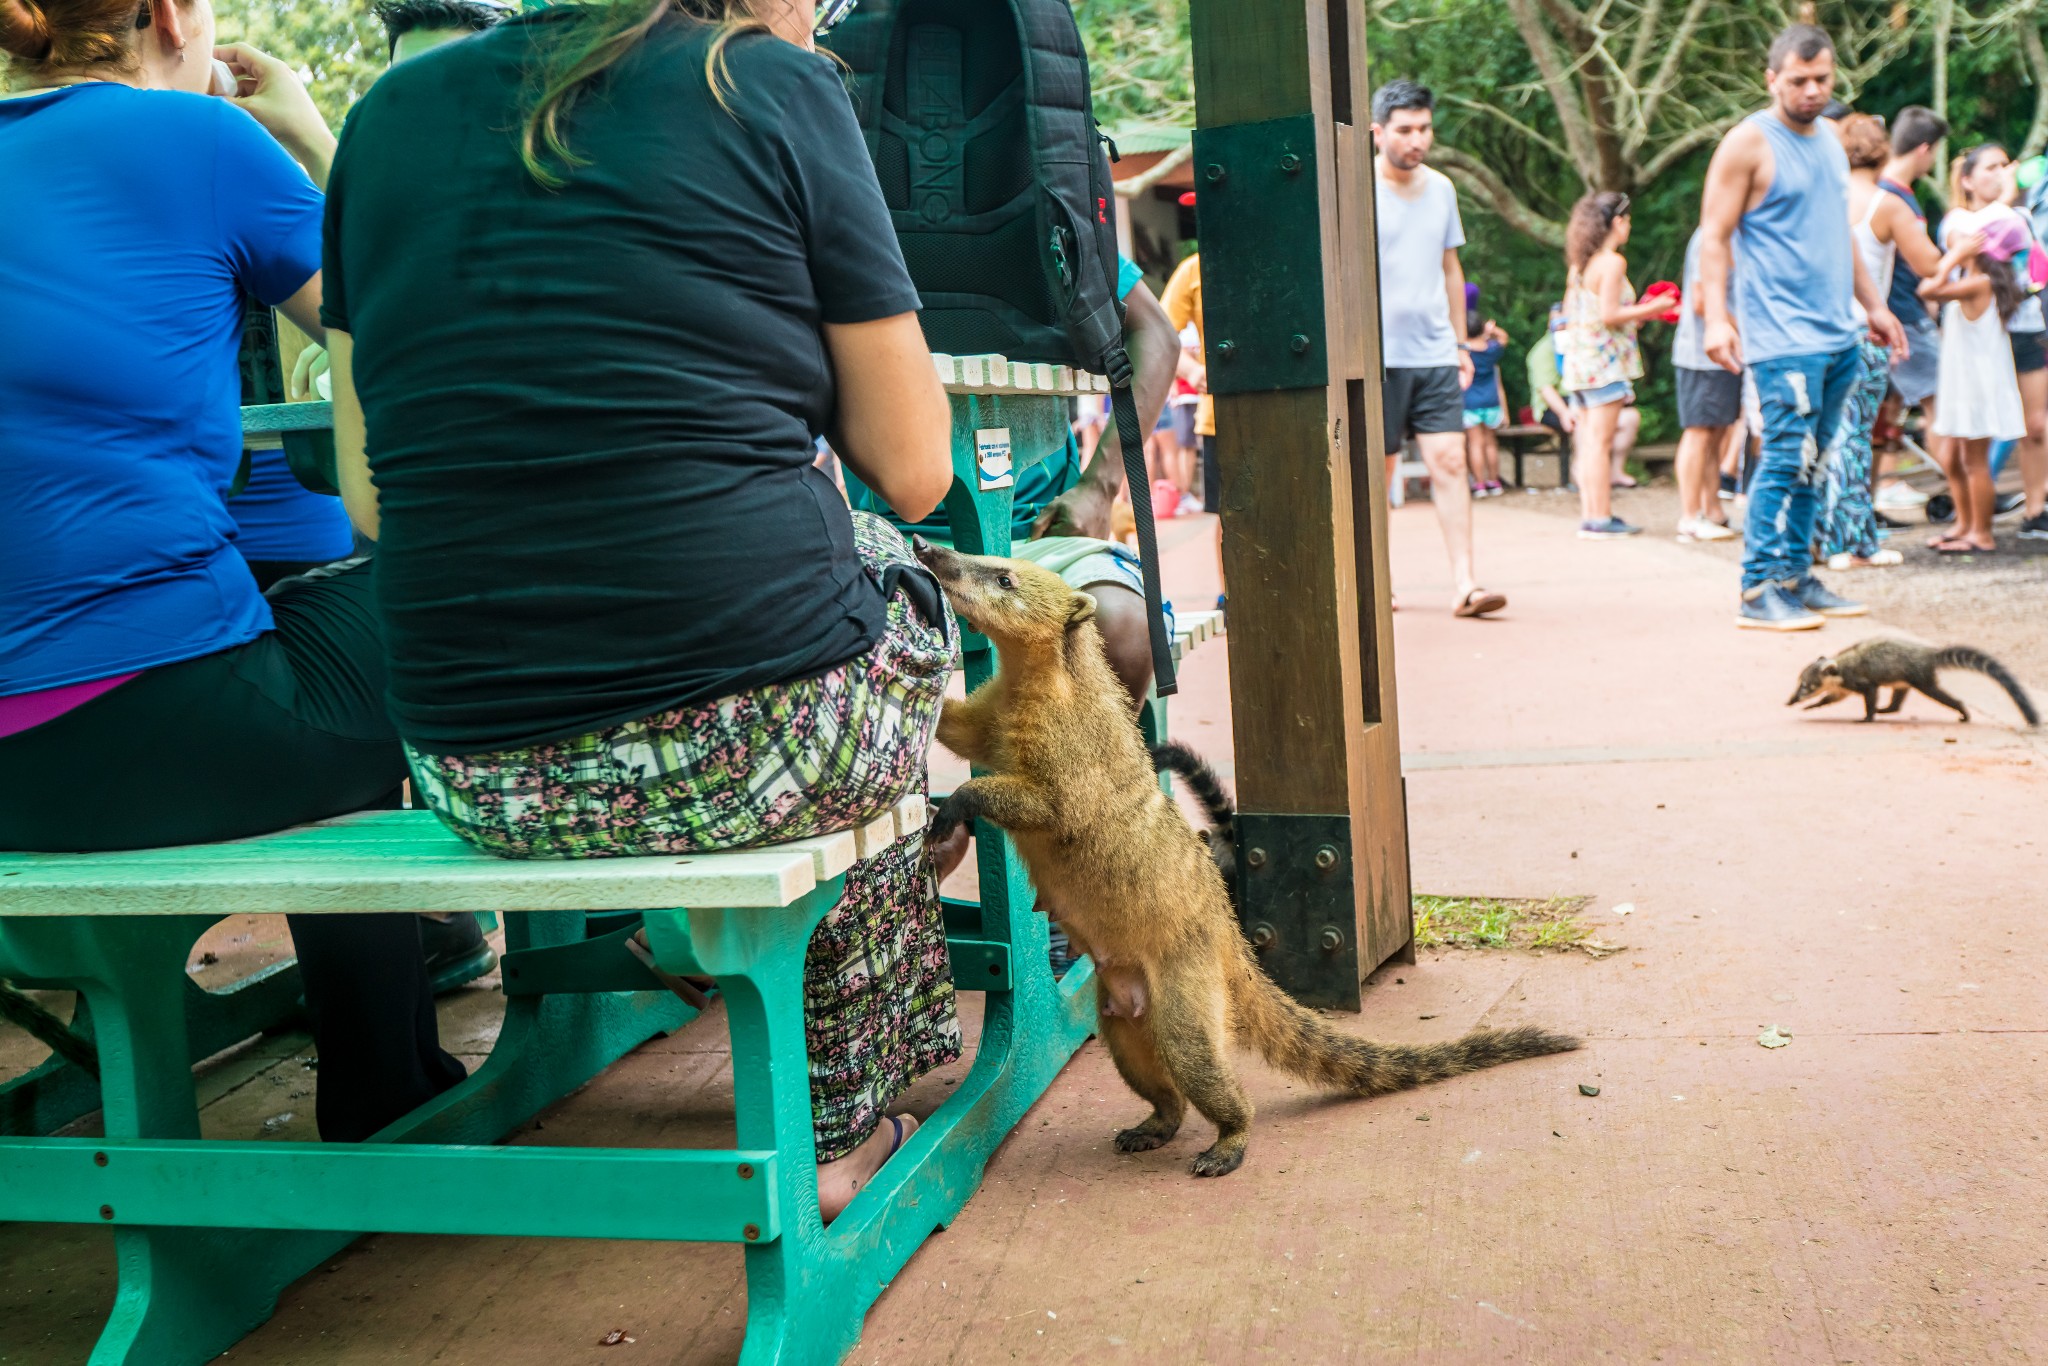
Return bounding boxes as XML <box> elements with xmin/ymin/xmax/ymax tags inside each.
<box><xmin>826</xmin><ymin>0</ymin><xmax>1176</xmax><ymax>695</ymax></box>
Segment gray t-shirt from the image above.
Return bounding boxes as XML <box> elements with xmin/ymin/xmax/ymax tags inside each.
<box><xmin>1375</xmin><ymin>165</ymin><xmax>1465</xmax><ymax>368</ymax></box>
<box><xmin>1672</xmin><ymin>229</ymin><xmax>1709</xmax><ymax>371</ymax></box>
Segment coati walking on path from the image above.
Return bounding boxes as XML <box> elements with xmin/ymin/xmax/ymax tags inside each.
<box><xmin>913</xmin><ymin>537</ymin><xmax>1579</xmax><ymax>1177</ymax></box>
<box><xmin>1787</xmin><ymin>638</ymin><xmax>2039</xmax><ymax>725</ymax></box>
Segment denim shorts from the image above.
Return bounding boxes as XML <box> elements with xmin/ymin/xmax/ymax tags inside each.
<box><xmin>1569</xmin><ymin>379</ymin><xmax>1633</xmax><ymax>408</ymax></box>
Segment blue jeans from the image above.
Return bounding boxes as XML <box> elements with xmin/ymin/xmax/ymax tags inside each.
<box><xmin>1742</xmin><ymin>347</ymin><xmax>1862</xmax><ymax>590</ymax></box>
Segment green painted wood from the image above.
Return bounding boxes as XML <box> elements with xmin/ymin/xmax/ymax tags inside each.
<box><xmin>239</xmin><ymin>400</ymin><xmax>333</xmax><ymax>435</ymax></box>
<box><xmin>498</xmin><ymin>920</ymin><xmax>664</xmax><ymax>997</ymax></box>
<box><xmin>2</xmin><ymin>1139</ymin><xmax>779</xmax><ymax>1241</ymax></box>
<box><xmin>941</xmin><ymin>935</ymin><xmax>1012</xmax><ymax>990</ymax></box>
<box><xmin>0</xmin><ymin>388</ymin><xmax>1101</xmax><ymax>1366</ymax></box>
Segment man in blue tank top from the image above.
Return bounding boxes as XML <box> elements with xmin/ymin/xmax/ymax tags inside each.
<box><xmin>1696</xmin><ymin>24</ymin><xmax>1906</xmax><ymax>631</ymax></box>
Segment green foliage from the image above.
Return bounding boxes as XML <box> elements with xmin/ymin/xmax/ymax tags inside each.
<box><xmin>213</xmin><ymin>0</ymin><xmax>388</xmax><ymax>127</ymax></box>
<box><xmin>1076</xmin><ymin>0</ymin><xmax>1194</xmax><ymax>130</ymax></box>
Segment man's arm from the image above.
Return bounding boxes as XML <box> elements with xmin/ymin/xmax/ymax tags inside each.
<box><xmin>1032</xmin><ymin>280</ymin><xmax>1180</xmax><ymax>539</ymax></box>
<box><xmin>1882</xmin><ymin>195</ymin><xmax>1947</xmax><ymax>281</ymax></box>
<box><xmin>1444</xmin><ymin>248</ymin><xmax>1474</xmax><ymax>389</ymax></box>
<box><xmin>1698</xmin><ymin>124</ymin><xmax>1760</xmax><ymax>374</ymax></box>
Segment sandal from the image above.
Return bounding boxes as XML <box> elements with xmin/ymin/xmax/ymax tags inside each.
<box><xmin>626</xmin><ymin>929</ymin><xmax>716</xmax><ymax>1010</ymax></box>
<box><xmin>1454</xmin><ymin>588</ymin><xmax>1507</xmax><ymax>618</ymax></box>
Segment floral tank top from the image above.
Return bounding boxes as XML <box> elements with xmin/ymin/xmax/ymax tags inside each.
<box><xmin>1561</xmin><ymin>272</ymin><xmax>1644</xmax><ymax>392</ymax></box>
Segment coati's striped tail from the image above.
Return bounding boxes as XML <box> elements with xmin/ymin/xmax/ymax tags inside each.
<box><xmin>1228</xmin><ymin>956</ymin><xmax>1578</xmax><ymax>1095</ymax></box>
<box><xmin>1150</xmin><ymin>741</ymin><xmax>1236</xmax><ymax>838</ymax></box>
<box><xmin>1937</xmin><ymin>647</ymin><xmax>2040</xmax><ymax>726</ymax></box>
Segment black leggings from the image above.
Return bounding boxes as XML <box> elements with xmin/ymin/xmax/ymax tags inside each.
<box><xmin>0</xmin><ymin>559</ymin><xmax>464</xmax><ymax>1141</ymax></box>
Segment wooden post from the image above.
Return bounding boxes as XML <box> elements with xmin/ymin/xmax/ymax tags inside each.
<box><xmin>1190</xmin><ymin>0</ymin><xmax>1412</xmax><ymax>1009</ymax></box>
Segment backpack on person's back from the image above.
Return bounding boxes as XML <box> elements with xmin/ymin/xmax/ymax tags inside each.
<box><xmin>824</xmin><ymin>0</ymin><xmax>1176</xmax><ymax>694</ymax></box>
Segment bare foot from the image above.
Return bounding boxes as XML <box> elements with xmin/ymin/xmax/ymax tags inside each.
<box><xmin>818</xmin><ymin>1114</ymin><xmax>918</xmax><ymax>1223</ymax></box>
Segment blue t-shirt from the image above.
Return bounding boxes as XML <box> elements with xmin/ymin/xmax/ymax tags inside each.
<box><xmin>1461</xmin><ymin>339</ymin><xmax>1504</xmax><ymax>409</ymax></box>
<box><xmin>229</xmin><ymin>449</ymin><xmax>356</xmax><ymax>563</ymax></box>
<box><xmin>0</xmin><ymin>85</ymin><xmax>323</xmax><ymax>695</ymax></box>
<box><xmin>858</xmin><ymin>256</ymin><xmax>1147</xmax><ymax>545</ymax></box>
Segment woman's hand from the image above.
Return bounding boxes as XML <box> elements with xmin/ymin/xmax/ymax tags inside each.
<box><xmin>290</xmin><ymin>342</ymin><xmax>330</xmax><ymax>402</ymax></box>
<box><xmin>215</xmin><ymin>42</ymin><xmax>337</xmax><ymax>187</ymax></box>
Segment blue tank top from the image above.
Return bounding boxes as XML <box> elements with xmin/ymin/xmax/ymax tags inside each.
<box><xmin>1732</xmin><ymin>112</ymin><xmax>1861</xmax><ymax>364</ymax></box>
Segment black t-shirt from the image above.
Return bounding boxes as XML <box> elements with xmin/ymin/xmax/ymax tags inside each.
<box><xmin>322</xmin><ymin>14</ymin><xmax>921</xmax><ymax>754</ymax></box>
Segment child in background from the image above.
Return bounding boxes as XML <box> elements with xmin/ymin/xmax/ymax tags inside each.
<box><xmin>1923</xmin><ymin>210</ymin><xmax>2029</xmax><ymax>553</ymax></box>
<box><xmin>1460</xmin><ymin>313</ymin><xmax>1509</xmax><ymax>497</ymax></box>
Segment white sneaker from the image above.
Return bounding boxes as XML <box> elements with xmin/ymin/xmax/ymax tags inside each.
<box><xmin>1874</xmin><ymin>481</ymin><xmax>1929</xmax><ymax>510</ymax></box>
<box><xmin>1691</xmin><ymin>518</ymin><xmax>1738</xmax><ymax>542</ymax></box>
<box><xmin>1176</xmin><ymin>493</ymin><xmax>1204</xmax><ymax>517</ymax></box>
<box><xmin>1676</xmin><ymin>518</ymin><xmax>1698</xmax><ymax>543</ymax></box>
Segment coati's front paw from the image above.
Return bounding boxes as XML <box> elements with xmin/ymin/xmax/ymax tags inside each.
<box><xmin>1114</xmin><ymin>1124</ymin><xmax>1176</xmax><ymax>1154</ymax></box>
<box><xmin>1189</xmin><ymin>1142</ymin><xmax>1246</xmax><ymax>1177</ymax></box>
<box><xmin>928</xmin><ymin>791</ymin><xmax>976</xmax><ymax>845</ymax></box>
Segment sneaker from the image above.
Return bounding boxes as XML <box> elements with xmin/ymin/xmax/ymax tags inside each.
<box><xmin>1577</xmin><ymin>517</ymin><xmax>1643</xmax><ymax>540</ymax></box>
<box><xmin>420</xmin><ymin>913</ymin><xmax>497</xmax><ymax>995</ymax></box>
<box><xmin>1737</xmin><ymin>582</ymin><xmax>1823</xmax><ymax>631</ymax></box>
<box><xmin>1718</xmin><ymin>474</ymin><xmax>1738</xmax><ymax>502</ymax></box>
<box><xmin>1994</xmin><ymin>491</ymin><xmax>2025</xmax><ymax>519</ymax></box>
<box><xmin>1786</xmin><ymin>575</ymin><xmax>1867</xmax><ymax>618</ymax></box>
<box><xmin>2020</xmin><ymin>511</ymin><xmax>2048</xmax><ymax>540</ymax></box>
<box><xmin>1675</xmin><ymin>517</ymin><xmax>1698</xmax><ymax>543</ymax></box>
<box><xmin>1485</xmin><ymin>481</ymin><xmax>1505</xmax><ymax>497</ymax></box>
<box><xmin>1691</xmin><ymin>518</ymin><xmax>1738</xmax><ymax>542</ymax></box>
<box><xmin>1176</xmin><ymin>492</ymin><xmax>1204</xmax><ymax>517</ymax></box>
<box><xmin>1874</xmin><ymin>480</ymin><xmax>1929</xmax><ymax>511</ymax></box>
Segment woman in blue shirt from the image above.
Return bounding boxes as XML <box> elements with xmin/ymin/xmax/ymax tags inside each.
<box><xmin>0</xmin><ymin>0</ymin><xmax>463</xmax><ymax>1141</ymax></box>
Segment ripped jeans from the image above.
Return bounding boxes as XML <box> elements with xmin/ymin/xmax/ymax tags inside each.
<box><xmin>1742</xmin><ymin>346</ymin><xmax>1864</xmax><ymax>590</ymax></box>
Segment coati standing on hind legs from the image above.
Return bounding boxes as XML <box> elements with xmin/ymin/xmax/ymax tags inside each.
<box><xmin>913</xmin><ymin>536</ymin><xmax>1579</xmax><ymax>1177</ymax></box>
<box><xmin>1787</xmin><ymin>638</ymin><xmax>2039</xmax><ymax>725</ymax></box>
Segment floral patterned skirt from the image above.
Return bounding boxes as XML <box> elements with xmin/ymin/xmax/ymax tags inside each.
<box><xmin>406</xmin><ymin>513</ymin><xmax>962</xmax><ymax>1161</ymax></box>
<box><xmin>1816</xmin><ymin>340</ymin><xmax>1893</xmax><ymax>561</ymax></box>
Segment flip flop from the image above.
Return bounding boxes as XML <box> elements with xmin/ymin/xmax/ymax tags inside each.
<box><xmin>626</xmin><ymin>929</ymin><xmax>715</xmax><ymax>1010</ymax></box>
<box><xmin>1454</xmin><ymin>588</ymin><xmax>1507</xmax><ymax>618</ymax></box>
<box><xmin>1933</xmin><ymin>541</ymin><xmax>1988</xmax><ymax>556</ymax></box>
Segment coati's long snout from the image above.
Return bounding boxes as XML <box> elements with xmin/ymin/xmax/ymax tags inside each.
<box><xmin>911</xmin><ymin>535</ymin><xmax>1096</xmax><ymax>641</ymax></box>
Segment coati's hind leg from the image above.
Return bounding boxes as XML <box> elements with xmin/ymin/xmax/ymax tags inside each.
<box><xmin>1879</xmin><ymin>687</ymin><xmax>1909</xmax><ymax>714</ymax></box>
<box><xmin>1100</xmin><ymin>1012</ymin><xmax>1185</xmax><ymax>1153</ymax></box>
<box><xmin>1148</xmin><ymin>973</ymin><xmax>1254</xmax><ymax>1177</ymax></box>
<box><xmin>1915</xmin><ymin>681</ymin><xmax>1970</xmax><ymax>722</ymax></box>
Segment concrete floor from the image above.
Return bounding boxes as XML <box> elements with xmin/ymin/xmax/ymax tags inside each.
<box><xmin>4</xmin><ymin>499</ymin><xmax>2045</xmax><ymax>1364</ymax></box>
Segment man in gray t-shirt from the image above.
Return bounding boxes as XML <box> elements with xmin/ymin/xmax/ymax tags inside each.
<box><xmin>1372</xmin><ymin>78</ymin><xmax>1503</xmax><ymax>619</ymax></box>
<box><xmin>1670</xmin><ymin>229</ymin><xmax>1743</xmax><ymax>540</ymax></box>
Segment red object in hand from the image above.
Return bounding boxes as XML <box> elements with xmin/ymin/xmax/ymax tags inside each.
<box><xmin>1152</xmin><ymin>478</ymin><xmax>1182</xmax><ymax>519</ymax></box>
<box><xmin>1643</xmin><ymin>279</ymin><xmax>1682</xmax><ymax>325</ymax></box>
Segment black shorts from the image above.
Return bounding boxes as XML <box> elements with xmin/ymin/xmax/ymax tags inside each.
<box><xmin>1382</xmin><ymin>366</ymin><xmax>1464</xmax><ymax>453</ymax></box>
<box><xmin>2014</xmin><ymin>329</ymin><xmax>2047</xmax><ymax>376</ymax></box>
<box><xmin>1675</xmin><ymin>365</ymin><xmax>1743</xmax><ymax>430</ymax></box>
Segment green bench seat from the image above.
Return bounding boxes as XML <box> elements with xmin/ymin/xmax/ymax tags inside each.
<box><xmin>0</xmin><ymin>795</ymin><xmax>1099</xmax><ymax>1365</ymax></box>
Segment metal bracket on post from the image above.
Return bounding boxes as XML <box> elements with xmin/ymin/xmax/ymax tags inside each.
<box><xmin>1234</xmin><ymin>813</ymin><xmax>1365</xmax><ymax>1010</ymax></box>
<box><xmin>1190</xmin><ymin>114</ymin><xmax>1327</xmax><ymax>396</ymax></box>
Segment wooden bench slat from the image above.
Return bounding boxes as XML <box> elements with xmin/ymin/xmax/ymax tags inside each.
<box><xmin>0</xmin><ymin>796</ymin><xmax>942</xmax><ymax>917</ymax></box>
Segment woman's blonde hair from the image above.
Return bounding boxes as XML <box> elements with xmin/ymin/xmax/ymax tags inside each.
<box><xmin>522</xmin><ymin>0</ymin><xmax>768</xmax><ymax>189</ymax></box>
<box><xmin>1947</xmin><ymin>143</ymin><xmax>2006</xmax><ymax>212</ymax></box>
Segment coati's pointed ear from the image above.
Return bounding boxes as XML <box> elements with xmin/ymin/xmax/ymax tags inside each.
<box><xmin>1820</xmin><ymin>659</ymin><xmax>1841</xmax><ymax>677</ymax></box>
<box><xmin>1067</xmin><ymin>592</ymin><xmax>1098</xmax><ymax>628</ymax></box>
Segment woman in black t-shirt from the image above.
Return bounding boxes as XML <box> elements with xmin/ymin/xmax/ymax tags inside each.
<box><xmin>322</xmin><ymin>0</ymin><xmax>956</xmax><ymax>1220</ymax></box>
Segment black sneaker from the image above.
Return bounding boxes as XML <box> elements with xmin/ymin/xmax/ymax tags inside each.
<box><xmin>1736</xmin><ymin>582</ymin><xmax>1822</xmax><ymax>631</ymax></box>
<box><xmin>420</xmin><ymin>913</ymin><xmax>497</xmax><ymax>995</ymax></box>
<box><xmin>1786</xmin><ymin>575</ymin><xmax>1867</xmax><ymax>618</ymax></box>
<box><xmin>2020</xmin><ymin>511</ymin><xmax>2048</xmax><ymax>540</ymax></box>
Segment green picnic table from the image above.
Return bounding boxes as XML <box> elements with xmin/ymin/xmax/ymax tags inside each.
<box><xmin>0</xmin><ymin>356</ymin><xmax>1220</xmax><ymax>1365</ymax></box>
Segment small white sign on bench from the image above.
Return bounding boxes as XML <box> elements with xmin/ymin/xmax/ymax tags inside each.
<box><xmin>975</xmin><ymin>428</ymin><xmax>1014</xmax><ymax>490</ymax></box>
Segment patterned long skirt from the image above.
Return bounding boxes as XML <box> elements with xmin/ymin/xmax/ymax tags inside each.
<box><xmin>1816</xmin><ymin>340</ymin><xmax>1893</xmax><ymax>561</ymax></box>
<box><xmin>406</xmin><ymin>513</ymin><xmax>962</xmax><ymax>1161</ymax></box>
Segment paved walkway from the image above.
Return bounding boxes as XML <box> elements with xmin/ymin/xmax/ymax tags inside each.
<box><xmin>6</xmin><ymin>499</ymin><xmax>2045</xmax><ymax>1364</ymax></box>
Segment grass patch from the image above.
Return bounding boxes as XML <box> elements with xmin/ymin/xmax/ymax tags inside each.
<box><xmin>1413</xmin><ymin>894</ymin><xmax>1606</xmax><ymax>955</ymax></box>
